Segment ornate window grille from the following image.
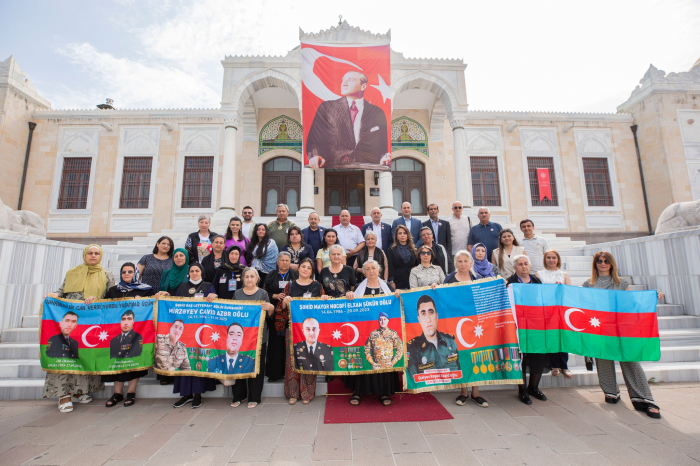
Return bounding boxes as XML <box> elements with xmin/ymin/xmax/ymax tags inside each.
<box><xmin>470</xmin><ymin>157</ymin><xmax>501</xmax><ymax>206</ymax></box>
<box><xmin>527</xmin><ymin>157</ymin><xmax>559</xmax><ymax>207</ymax></box>
<box><xmin>181</xmin><ymin>157</ymin><xmax>214</xmax><ymax>209</ymax></box>
<box><xmin>57</xmin><ymin>157</ymin><xmax>92</xmax><ymax>209</ymax></box>
<box><xmin>390</xmin><ymin>117</ymin><xmax>429</xmax><ymax>157</ymax></box>
<box><xmin>119</xmin><ymin>157</ymin><xmax>152</xmax><ymax>209</ymax></box>
<box><xmin>582</xmin><ymin>157</ymin><xmax>614</xmax><ymax>206</ymax></box>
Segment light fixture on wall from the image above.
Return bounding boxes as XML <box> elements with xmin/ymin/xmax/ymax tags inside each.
<box><xmin>374</xmin><ymin>171</ymin><xmax>379</xmax><ymax>186</ymax></box>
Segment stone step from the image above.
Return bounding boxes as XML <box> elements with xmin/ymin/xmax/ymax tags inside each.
<box><xmin>659</xmin><ymin>328</ymin><xmax>700</xmax><ymax>346</ymax></box>
<box><xmin>658</xmin><ymin>316</ymin><xmax>700</xmax><ymax>330</ymax></box>
<box><xmin>22</xmin><ymin>315</ymin><xmax>40</xmax><ymax>328</ymax></box>
<box><xmin>657</xmin><ymin>304</ymin><xmax>686</xmax><ymax>316</ymax></box>
<box><xmin>0</xmin><ymin>343</ymin><xmax>39</xmax><ymax>360</ymax></box>
<box><xmin>567</xmin><ymin>346</ymin><xmax>700</xmax><ymax>366</ymax></box>
<box><xmin>0</xmin><ymin>359</ymin><xmax>44</xmax><ymax>378</ymax></box>
<box><xmin>629</xmin><ymin>284</ymin><xmax>648</xmax><ymax>291</ymax></box>
<box><xmin>1</xmin><ymin>328</ymin><xmax>38</xmax><ymax>343</ymax></box>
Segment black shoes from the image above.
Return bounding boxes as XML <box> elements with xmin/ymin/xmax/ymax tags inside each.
<box><xmin>518</xmin><ymin>390</ymin><xmax>532</xmax><ymax>405</ymax></box>
<box><xmin>527</xmin><ymin>387</ymin><xmax>547</xmax><ymax>401</ymax></box>
<box><xmin>173</xmin><ymin>395</ymin><xmax>193</xmax><ymax>408</ymax></box>
<box><xmin>192</xmin><ymin>396</ymin><xmax>203</xmax><ymax>409</ymax></box>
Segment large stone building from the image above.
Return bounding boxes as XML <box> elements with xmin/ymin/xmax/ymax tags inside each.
<box><xmin>1</xmin><ymin>22</ymin><xmax>699</xmax><ymax>242</ymax></box>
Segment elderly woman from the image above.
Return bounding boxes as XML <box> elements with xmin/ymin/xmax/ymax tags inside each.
<box><xmin>345</xmin><ymin>260</ymin><xmax>403</xmax><ymax>406</ymax></box>
<box><xmin>280</xmin><ymin>258</ymin><xmax>325</xmax><ymax>404</ymax></box>
<box><xmin>386</xmin><ymin>225</ymin><xmax>418</xmax><ymax>290</ymax></box>
<box><xmin>491</xmin><ymin>229</ymin><xmax>525</xmax><ymax>279</ymax></box>
<box><xmin>320</xmin><ymin>244</ymin><xmax>357</xmax><ymax>298</ymax></box>
<box><xmin>232</xmin><ymin>267</ymin><xmax>276</xmax><ymax>409</ymax></box>
<box><xmin>316</xmin><ymin>228</ymin><xmax>346</xmax><ymax>271</ymax></box>
<box><xmin>205</xmin><ymin>245</ymin><xmax>245</xmax><ymax>301</ymax></box>
<box><xmin>418</xmin><ymin>227</ymin><xmax>452</xmax><ymax>275</ymax></box>
<box><xmin>246</xmin><ymin>224</ymin><xmax>279</xmax><ymax>285</ymax></box>
<box><xmin>103</xmin><ymin>262</ymin><xmax>154</xmax><ymax>407</ymax></box>
<box><xmin>202</xmin><ymin>235</ymin><xmax>227</xmax><ymax>282</ymax></box>
<box><xmin>158</xmin><ymin>248</ymin><xmax>190</xmax><ymax>295</ymax></box>
<box><xmin>355</xmin><ymin>230</ymin><xmax>388</xmax><ymax>281</ymax></box>
<box><xmin>472</xmin><ymin>243</ymin><xmax>498</xmax><ymax>278</ymax></box>
<box><xmin>506</xmin><ymin>255</ymin><xmax>550</xmax><ymax>405</ymax></box>
<box><xmin>137</xmin><ymin>236</ymin><xmax>174</xmax><ymax>290</ymax></box>
<box><xmin>444</xmin><ymin>250</ymin><xmax>488</xmax><ymax>408</ymax></box>
<box><xmin>537</xmin><ymin>249</ymin><xmax>573</xmax><ymax>378</ymax></box>
<box><xmin>280</xmin><ymin>226</ymin><xmax>313</xmax><ymax>272</ymax></box>
<box><xmin>185</xmin><ymin>215</ymin><xmax>219</xmax><ymax>264</ymax></box>
<box><xmin>263</xmin><ymin>252</ymin><xmax>299</xmax><ymax>382</ymax></box>
<box><xmin>583</xmin><ymin>251</ymin><xmax>664</xmax><ymax>418</ymax></box>
<box><xmin>45</xmin><ymin>244</ymin><xmax>114</xmax><ymax>413</ymax></box>
<box><xmin>409</xmin><ymin>245</ymin><xmax>446</xmax><ymax>289</ymax></box>
<box><xmin>225</xmin><ymin>217</ymin><xmax>250</xmax><ymax>266</ymax></box>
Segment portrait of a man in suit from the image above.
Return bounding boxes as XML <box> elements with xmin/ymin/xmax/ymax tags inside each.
<box><xmin>110</xmin><ymin>310</ymin><xmax>143</xmax><ymax>359</ymax></box>
<box><xmin>306</xmin><ymin>71</ymin><xmax>390</xmax><ymax>170</ymax></box>
<box><xmin>46</xmin><ymin>311</ymin><xmax>80</xmax><ymax>359</ymax></box>
<box><xmin>293</xmin><ymin>317</ymin><xmax>334</xmax><ymax>371</ymax></box>
<box><xmin>208</xmin><ymin>322</ymin><xmax>255</xmax><ymax>374</ymax></box>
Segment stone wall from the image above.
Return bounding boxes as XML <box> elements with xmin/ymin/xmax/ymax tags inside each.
<box><xmin>0</xmin><ymin>233</ymin><xmax>120</xmax><ymax>332</ymax></box>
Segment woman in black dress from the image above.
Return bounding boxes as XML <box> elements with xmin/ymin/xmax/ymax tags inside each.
<box><xmin>263</xmin><ymin>252</ymin><xmax>298</xmax><ymax>382</ymax></box>
<box><xmin>201</xmin><ymin>235</ymin><xmax>227</xmax><ymax>282</ymax></box>
<box><xmin>205</xmin><ymin>246</ymin><xmax>245</xmax><ymax>301</ymax></box>
<box><xmin>280</xmin><ymin>226</ymin><xmax>314</xmax><ymax>274</ymax></box>
<box><xmin>103</xmin><ymin>263</ymin><xmax>155</xmax><ymax>407</ymax></box>
<box><xmin>506</xmin><ymin>255</ymin><xmax>550</xmax><ymax>405</ymax></box>
<box><xmin>386</xmin><ymin>225</ymin><xmax>418</xmax><ymax>290</ymax></box>
<box><xmin>319</xmin><ymin>244</ymin><xmax>357</xmax><ymax>298</ymax></box>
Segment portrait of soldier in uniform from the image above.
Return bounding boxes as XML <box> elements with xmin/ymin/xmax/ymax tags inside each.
<box><xmin>365</xmin><ymin>311</ymin><xmax>403</xmax><ymax>369</ymax></box>
<box><xmin>406</xmin><ymin>295</ymin><xmax>461</xmax><ymax>376</ymax></box>
<box><xmin>208</xmin><ymin>322</ymin><xmax>255</xmax><ymax>374</ymax></box>
<box><xmin>294</xmin><ymin>317</ymin><xmax>334</xmax><ymax>371</ymax></box>
<box><xmin>46</xmin><ymin>311</ymin><xmax>80</xmax><ymax>359</ymax></box>
<box><xmin>109</xmin><ymin>310</ymin><xmax>143</xmax><ymax>359</ymax></box>
<box><xmin>155</xmin><ymin>319</ymin><xmax>191</xmax><ymax>371</ymax></box>
<box><xmin>306</xmin><ymin>71</ymin><xmax>390</xmax><ymax>170</ymax></box>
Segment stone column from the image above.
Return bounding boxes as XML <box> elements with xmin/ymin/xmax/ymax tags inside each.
<box><xmin>219</xmin><ymin>116</ymin><xmax>239</xmax><ymax>212</ymax></box>
<box><xmin>296</xmin><ymin>167</ymin><xmax>316</xmax><ymax>218</ymax></box>
<box><xmin>451</xmin><ymin>117</ymin><xmax>473</xmax><ymax>208</ymax></box>
<box><xmin>379</xmin><ymin>170</ymin><xmax>397</xmax><ymax>217</ymax></box>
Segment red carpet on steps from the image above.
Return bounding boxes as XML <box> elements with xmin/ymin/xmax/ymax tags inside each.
<box><xmin>330</xmin><ymin>215</ymin><xmax>365</xmax><ymax>229</ymax></box>
<box><xmin>323</xmin><ymin>376</ymin><xmax>454</xmax><ymax>424</ymax></box>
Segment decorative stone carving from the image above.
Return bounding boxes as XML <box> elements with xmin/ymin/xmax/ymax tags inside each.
<box><xmin>0</xmin><ymin>196</ymin><xmax>46</xmax><ymax>237</ymax></box>
<box><xmin>619</xmin><ymin>61</ymin><xmax>700</xmax><ymax>111</ymax></box>
<box><xmin>224</xmin><ymin>116</ymin><xmax>240</xmax><ymax>129</ymax></box>
<box><xmin>656</xmin><ymin>199</ymin><xmax>700</xmax><ymax>235</ymax></box>
<box><xmin>299</xmin><ymin>20</ymin><xmax>390</xmax><ymax>44</ymax></box>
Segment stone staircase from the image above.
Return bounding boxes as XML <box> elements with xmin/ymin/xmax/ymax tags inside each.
<box><xmin>2</xmin><ymin>212</ymin><xmax>700</xmax><ymax>399</ymax></box>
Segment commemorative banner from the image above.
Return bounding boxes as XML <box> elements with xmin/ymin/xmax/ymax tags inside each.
<box><xmin>401</xmin><ymin>279</ymin><xmax>523</xmax><ymax>393</ymax></box>
<box><xmin>154</xmin><ymin>297</ymin><xmax>264</xmax><ymax>379</ymax></box>
<box><xmin>513</xmin><ymin>283</ymin><xmax>660</xmax><ymax>362</ymax></box>
<box><xmin>40</xmin><ymin>297</ymin><xmax>155</xmax><ymax>374</ymax></box>
<box><xmin>289</xmin><ymin>294</ymin><xmax>405</xmax><ymax>375</ymax></box>
<box><xmin>301</xmin><ymin>38</ymin><xmax>392</xmax><ymax>170</ymax></box>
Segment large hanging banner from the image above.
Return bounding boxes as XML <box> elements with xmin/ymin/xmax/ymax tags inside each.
<box><xmin>513</xmin><ymin>283</ymin><xmax>660</xmax><ymax>361</ymax></box>
<box><xmin>154</xmin><ymin>297</ymin><xmax>264</xmax><ymax>379</ymax></box>
<box><xmin>402</xmin><ymin>279</ymin><xmax>523</xmax><ymax>393</ymax></box>
<box><xmin>301</xmin><ymin>39</ymin><xmax>392</xmax><ymax>170</ymax></box>
<box><xmin>40</xmin><ymin>297</ymin><xmax>155</xmax><ymax>374</ymax></box>
<box><xmin>289</xmin><ymin>294</ymin><xmax>405</xmax><ymax>375</ymax></box>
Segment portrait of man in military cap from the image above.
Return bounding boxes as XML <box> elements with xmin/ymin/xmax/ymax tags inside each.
<box><xmin>365</xmin><ymin>311</ymin><xmax>403</xmax><ymax>370</ymax></box>
<box><xmin>46</xmin><ymin>311</ymin><xmax>80</xmax><ymax>359</ymax></box>
<box><xmin>155</xmin><ymin>319</ymin><xmax>191</xmax><ymax>371</ymax></box>
<box><xmin>406</xmin><ymin>295</ymin><xmax>461</xmax><ymax>377</ymax></box>
<box><xmin>109</xmin><ymin>310</ymin><xmax>143</xmax><ymax>359</ymax></box>
<box><xmin>294</xmin><ymin>317</ymin><xmax>334</xmax><ymax>371</ymax></box>
<box><xmin>208</xmin><ymin>322</ymin><xmax>255</xmax><ymax>374</ymax></box>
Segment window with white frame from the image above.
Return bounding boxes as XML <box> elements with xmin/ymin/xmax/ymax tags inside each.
<box><xmin>113</xmin><ymin>127</ymin><xmax>160</xmax><ymax>212</ymax></box>
<box><xmin>574</xmin><ymin>129</ymin><xmax>619</xmax><ymax>210</ymax></box>
<box><xmin>175</xmin><ymin>127</ymin><xmax>220</xmax><ymax>212</ymax></box>
<box><xmin>519</xmin><ymin>129</ymin><xmax>564</xmax><ymax>209</ymax></box>
<box><xmin>50</xmin><ymin>128</ymin><xmax>100</xmax><ymax>214</ymax></box>
<box><xmin>465</xmin><ymin>128</ymin><xmax>506</xmax><ymax>209</ymax></box>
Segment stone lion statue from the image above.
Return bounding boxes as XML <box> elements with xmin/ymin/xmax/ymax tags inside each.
<box><xmin>656</xmin><ymin>199</ymin><xmax>700</xmax><ymax>235</ymax></box>
<box><xmin>0</xmin><ymin>196</ymin><xmax>46</xmax><ymax>237</ymax></box>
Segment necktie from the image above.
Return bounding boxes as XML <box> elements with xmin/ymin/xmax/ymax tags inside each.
<box><xmin>309</xmin><ymin>345</ymin><xmax>315</xmax><ymax>357</ymax></box>
<box><xmin>229</xmin><ymin>358</ymin><xmax>234</xmax><ymax>373</ymax></box>
<box><xmin>350</xmin><ymin>101</ymin><xmax>358</xmax><ymax>125</ymax></box>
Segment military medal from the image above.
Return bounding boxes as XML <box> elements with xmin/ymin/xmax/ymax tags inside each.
<box><xmin>480</xmin><ymin>363</ymin><xmax>487</xmax><ymax>374</ymax></box>
<box><xmin>514</xmin><ymin>362</ymin><xmax>520</xmax><ymax>371</ymax></box>
<box><xmin>488</xmin><ymin>363</ymin><xmax>495</xmax><ymax>373</ymax></box>
<box><xmin>473</xmin><ymin>366</ymin><xmax>479</xmax><ymax>374</ymax></box>
<box><xmin>189</xmin><ymin>288</ymin><xmax>196</xmax><ymax>294</ymax></box>
<box><xmin>278</xmin><ymin>225</ymin><xmax>282</xmax><ymax>230</ymax></box>
<box><xmin>506</xmin><ymin>361</ymin><xmax>512</xmax><ymax>371</ymax></box>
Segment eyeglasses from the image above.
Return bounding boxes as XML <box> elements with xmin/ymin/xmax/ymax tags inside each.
<box><xmin>596</xmin><ymin>259</ymin><xmax>610</xmax><ymax>264</ymax></box>
<box><xmin>453</xmin><ymin>206</ymin><xmax>462</xmax><ymax>210</ymax></box>
<box><xmin>121</xmin><ymin>270</ymin><xmax>134</xmax><ymax>274</ymax></box>
<box><xmin>419</xmin><ymin>251</ymin><xmax>432</xmax><ymax>256</ymax></box>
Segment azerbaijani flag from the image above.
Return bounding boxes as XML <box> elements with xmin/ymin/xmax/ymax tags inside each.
<box><xmin>513</xmin><ymin>284</ymin><xmax>660</xmax><ymax>362</ymax></box>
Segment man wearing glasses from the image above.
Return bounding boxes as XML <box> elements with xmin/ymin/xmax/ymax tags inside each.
<box><xmin>447</xmin><ymin>201</ymin><xmax>472</xmax><ymax>261</ymax></box>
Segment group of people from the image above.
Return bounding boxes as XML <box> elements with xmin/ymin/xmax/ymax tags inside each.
<box><xmin>42</xmin><ymin>201</ymin><xmax>664</xmax><ymax>419</ymax></box>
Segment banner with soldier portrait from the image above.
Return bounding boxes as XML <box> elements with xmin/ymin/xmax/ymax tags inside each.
<box><xmin>154</xmin><ymin>297</ymin><xmax>264</xmax><ymax>380</ymax></box>
<box><xmin>401</xmin><ymin>278</ymin><xmax>523</xmax><ymax>393</ymax></box>
<box><xmin>40</xmin><ymin>297</ymin><xmax>155</xmax><ymax>374</ymax></box>
<box><xmin>289</xmin><ymin>294</ymin><xmax>405</xmax><ymax>375</ymax></box>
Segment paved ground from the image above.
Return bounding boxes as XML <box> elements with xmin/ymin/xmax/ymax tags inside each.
<box><xmin>1</xmin><ymin>382</ymin><xmax>700</xmax><ymax>466</ymax></box>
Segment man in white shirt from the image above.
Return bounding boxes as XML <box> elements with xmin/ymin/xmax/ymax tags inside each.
<box><xmin>333</xmin><ymin>210</ymin><xmax>365</xmax><ymax>267</ymax></box>
<box><xmin>361</xmin><ymin>207</ymin><xmax>391</xmax><ymax>253</ymax></box>
<box><xmin>241</xmin><ymin>206</ymin><xmax>255</xmax><ymax>240</ymax></box>
<box><xmin>447</xmin><ymin>201</ymin><xmax>471</xmax><ymax>259</ymax></box>
<box><xmin>519</xmin><ymin>219</ymin><xmax>549</xmax><ymax>272</ymax></box>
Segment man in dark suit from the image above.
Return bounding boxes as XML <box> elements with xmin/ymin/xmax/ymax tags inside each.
<box><xmin>110</xmin><ymin>310</ymin><xmax>143</xmax><ymax>359</ymax></box>
<box><xmin>301</xmin><ymin>211</ymin><xmax>326</xmax><ymax>260</ymax></box>
<box><xmin>361</xmin><ymin>207</ymin><xmax>392</xmax><ymax>253</ymax></box>
<box><xmin>391</xmin><ymin>202</ymin><xmax>422</xmax><ymax>242</ymax></box>
<box><xmin>46</xmin><ymin>311</ymin><xmax>80</xmax><ymax>359</ymax></box>
<box><xmin>306</xmin><ymin>71</ymin><xmax>390</xmax><ymax>169</ymax></box>
<box><xmin>416</xmin><ymin>204</ymin><xmax>452</xmax><ymax>257</ymax></box>
<box><xmin>208</xmin><ymin>322</ymin><xmax>255</xmax><ymax>374</ymax></box>
<box><xmin>293</xmin><ymin>317</ymin><xmax>334</xmax><ymax>371</ymax></box>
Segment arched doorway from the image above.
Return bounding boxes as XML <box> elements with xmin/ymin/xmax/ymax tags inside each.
<box><xmin>261</xmin><ymin>157</ymin><xmax>301</xmax><ymax>215</ymax></box>
<box><xmin>391</xmin><ymin>158</ymin><xmax>427</xmax><ymax>214</ymax></box>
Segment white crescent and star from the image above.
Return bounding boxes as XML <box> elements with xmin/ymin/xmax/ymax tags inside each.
<box><xmin>456</xmin><ymin>318</ymin><xmax>477</xmax><ymax>348</ymax></box>
<box><xmin>340</xmin><ymin>323</ymin><xmax>359</xmax><ymax>346</ymax></box>
<box><xmin>81</xmin><ymin>325</ymin><xmax>102</xmax><ymax>347</ymax></box>
<box><xmin>195</xmin><ymin>325</ymin><xmax>213</xmax><ymax>347</ymax></box>
<box><xmin>564</xmin><ymin>308</ymin><xmax>585</xmax><ymax>332</ymax></box>
<box><xmin>301</xmin><ymin>48</ymin><xmax>362</xmax><ymax>101</ymax></box>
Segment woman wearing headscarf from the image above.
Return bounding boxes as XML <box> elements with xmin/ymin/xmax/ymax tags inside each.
<box><xmin>471</xmin><ymin>243</ymin><xmax>498</xmax><ymax>278</ymax></box>
<box><xmin>158</xmin><ymin>248</ymin><xmax>190</xmax><ymax>296</ymax></box>
<box><xmin>102</xmin><ymin>262</ymin><xmax>154</xmax><ymax>407</ymax></box>
<box><xmin>44</xmin><ymin>245</ymin><xmax>115</xmax><ymax>413</ymax></box>
<box><xmin>205</xmin><ymin>245</ymin><xmax>245</xmax><ymax>301</ymax></box>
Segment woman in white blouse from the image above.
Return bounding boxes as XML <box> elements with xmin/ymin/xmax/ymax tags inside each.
<box><xmin>491</xmin><ymin>229</ymin><xmax>525</xmax><ymax>280</ymax></box>
<box><xmin>536</xmin><ymin>249</ymin><xmax>573</xmax><ymax>378</ymax></box>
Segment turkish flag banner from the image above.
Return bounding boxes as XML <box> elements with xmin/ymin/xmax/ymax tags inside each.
<box><xmin>537</xmin><ymin>168</ymin><xmax>552</xmax><ymax>202</ymax></box>
<box><xmin>301</xmin><ymin>41</ymin><xmax>391</xmax><ymax>170</ymax></box>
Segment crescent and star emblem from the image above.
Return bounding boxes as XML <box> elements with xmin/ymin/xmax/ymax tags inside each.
<box><xmin>301</xmin><ymin>48</ymin><xmax>362</xmax><ymax>101</ymax></box>
<box><xmin>195</xmin><ymin>325</ymin><xmax>213</xmax><ymax>347</ymax></box>
<box><xmin>81</xmin><ymin>325</ymin><xmax>102</xmax><ymax>347</ymax></box>
<box><xmin>564</xmin><ymin>308</ymin><xmax>585</xmax><ymax>332</ymax></box>
<box><xmin>334</xmin><ymin>323</ymin><xmax>359</xmax><ymax>346</ymax></box>
<box><xmin>456</xmin><ymin>318</ymin><xmax>478</xmax><ymax>348</ymax></box>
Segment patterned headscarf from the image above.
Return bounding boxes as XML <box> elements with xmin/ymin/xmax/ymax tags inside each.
<box><xmin>116</xmin><ymin>263</ymin><xmax>153</xmax><ymax>292</ymax></box>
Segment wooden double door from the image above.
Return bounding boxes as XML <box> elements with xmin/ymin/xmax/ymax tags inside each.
<box><xmin>324</xmin><ymin>171</ymin><xmax>365</xmax><ymax>216</ymax></box>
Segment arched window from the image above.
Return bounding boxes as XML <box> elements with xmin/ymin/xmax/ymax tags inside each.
<box><xmin>259</xmin><ymin>116</ymin><xmax>303</xmax><ymax>157</ymax></box>
<box><xmin>391</xmin><ymin>158</ymin><xmax>426</xmax><ymax>214</ymax></box>
<box><xmin>261</xmin><ymin>157</ymin><xmax>301</xmax><ymax>215</ymax></box>
<box><xmin>391</xmin><ymin>117</ymin><xmax>429</xmax><ymax>157</ymax></box>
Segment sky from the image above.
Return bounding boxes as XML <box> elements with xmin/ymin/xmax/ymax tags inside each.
<box><xmin>1</xmin><ymin>0</ymin><xmax>699</xmax><ymax>113</ymax></box>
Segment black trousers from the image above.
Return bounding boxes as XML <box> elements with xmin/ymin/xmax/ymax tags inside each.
<box><xmin>232</xmin><ymin>343</ymin><xmax>267</xmax><ymax>403</ymax></box>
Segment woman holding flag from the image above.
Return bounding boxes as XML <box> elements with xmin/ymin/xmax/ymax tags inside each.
<box><xmin>583</xmin><ymin>251</ymin><xmax>664</xmax><ymax>418</ymax></box>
